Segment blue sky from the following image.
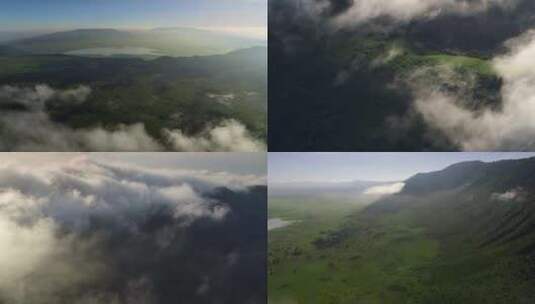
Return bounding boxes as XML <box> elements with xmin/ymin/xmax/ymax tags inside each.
<box><xmin>269</xmin><ymin>153</ymin><xmax>535</xmax><ymax>183</ymax></box>
<box><xmin>0</xmin><ymin>0</ymin><xmax>266</xmax><ymax>32</ymax></box>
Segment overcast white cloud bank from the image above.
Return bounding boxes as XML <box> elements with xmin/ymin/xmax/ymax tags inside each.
<box><xmin>0</xmin><ymin>155</ymin><xmax>264</xmax><ymax>303</ymax></box>
<box><xmin>413</xmin><ymin>30</ymin><xmax>535</xmax><ymax>150</ymax></box>
<box><xmin>0</xmin><ymin>85</ymin><xmax>264</xmax><ymax>152</ymax></box>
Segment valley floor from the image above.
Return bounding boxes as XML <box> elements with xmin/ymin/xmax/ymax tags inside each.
<box><xmin>268</xmin><ymin>198</ymin><xmax>535</xmax><ymax>304</ymax></box>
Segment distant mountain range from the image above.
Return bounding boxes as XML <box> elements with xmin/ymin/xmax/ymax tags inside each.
<box><xmin>1</xmin><ymin>28</ymin><xmax>266</xmax><ymax>57</ymax></box>
<box><xmin>0</xmin><ymin>30</ymin><xmax>51</xmax><ymax>43</ymax></box>
<box><xmin>402</xmin><ymin>158</ymin><xmax>535</xmax><ymax>195</ymax></box>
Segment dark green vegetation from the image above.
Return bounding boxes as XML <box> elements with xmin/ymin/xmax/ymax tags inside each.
<box><xmin>269</xmin><ymin>158</ymin><xmax>535</xmax><ymax>303</ymax></box>
<box><xmin>0</xmin><ymin>41</ymin><xmax>267</xmax><ymax>149</ymax></box>
<box><xmin>269</xmin><ymin>0</ymin><xmax>535</xmax><ymax>151</ymax></box>
<box><xmin>269</xmin><ymin>198</ymin><xmax>369</xmax><ymax>304</ymax></box>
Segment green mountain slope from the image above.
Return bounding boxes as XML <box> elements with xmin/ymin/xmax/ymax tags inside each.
<box><xmin>361</xmin><ymin>157</ymin><xmax>535</xmax><ymax>303</ymax></box>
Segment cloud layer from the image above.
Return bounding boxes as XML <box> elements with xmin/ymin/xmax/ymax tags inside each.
<box><xmin>0</xmin><ymin>155</ymin><xmax>265</xmax><ymax>303</ymax></box>
<box><xmin>0</xmin><ymin>85</ymin><xmax>264</xmax><ymax>152</ymax></box>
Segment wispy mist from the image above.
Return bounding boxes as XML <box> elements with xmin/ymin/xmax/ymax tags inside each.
<box><xmin>412</xmin><ymin>31</ymin><xmax>535</xmax><ymax>150</ymax></box>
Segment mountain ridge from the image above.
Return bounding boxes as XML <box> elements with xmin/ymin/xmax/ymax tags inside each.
<box><xmin>362</xmin><ymin>157</ymin><xmax>535</xmax><ymax>255</ymax></box>
<box><xmin>402</xmin><ymin>157</ymin><xmax>535</xmax><ymax>195</ymax></box>
<box><xmin>4</xmin><ymin>27</ymin><xmax>263</xmax><ymax>57</ymax></box>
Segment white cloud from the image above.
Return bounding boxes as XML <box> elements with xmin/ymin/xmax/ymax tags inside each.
<box><xmin>0</xmin><ymin>216</ymin><xmax>57</xmax><ymax>284</ymax></box>
<box><xmin>80</xmin><ymin>124</ymin><xmax>163</xmax><ymax>151</ymax></box>
<box><xmin>491</xmin><ymin>188</ymin><xmax>526</xmax><ymax>202</ymax></box>
<box><xmin>200</xmin><ymin>26</ymin><xmax>267</xmax><ymax>40</ymax></box>
<box><xmin>0</xmin><ymin>206</ymin><xmax>106</xmax><ymax>303</ymax></box>
<box><xmin>164</xmin><ymin>119</ymin><xmax>266</xmax><ymax>152</ymax></box>
<box><xmin>364</xmin><ymin>182</ymin><xmax>405</xmax><ymax>195</ymax></box>
<box><xmin>0</xmin><ymin>84</ymin><xmax>54</xmax><ymax>109</ymax></box>
<box><xmin>328</xmin><ymin>0</ymin><xmax>517</xmax><ymax>27</ymax></box>
<box><xmin>413</xmin><ymin>30</ymin><xmax>535</xmax><ymax>150</ymax></box>
<box><xmin>0</xmin><ymin>85</ymin><xmax>264</xmax><ymax>152</ymax></box>
<box><xmin>0</xmin><ymin>110</ymin><xmax>166</xmax><ymax>151</ymax></box>
<box><xmin>0</xmin><ymin>156</ymin><xmax>245</xmax><ymax>229</ymax></box>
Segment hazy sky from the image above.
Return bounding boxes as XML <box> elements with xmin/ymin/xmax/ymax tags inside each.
<box><xmin>94</xmin><ymin>152</ymin><xmax>267</xmax><ymax>176</ymax></box>
<box><xmin>0</xmin><ymin>152</ymin><xmax>266</xmax><ymax>176</ymax></box>
<box><xmin>0</xmin><ymin>0</ymin><xmax>266</xmax><ymax>37</ymax></box>
<box><xmin>269</xmin><ymin>153</ymin><xmax>535</xmax><ymax>183</ymax></box>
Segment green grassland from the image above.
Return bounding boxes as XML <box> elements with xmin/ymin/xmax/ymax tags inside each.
<box><xmin>332</xmin><ymin>35</ymin><xmax>495</xmax><ymax>77</ymax></box>
<box><xmin>269</xmin><ymin>198</ymin><xmax>438</xmax><ymax>304</ymax></box>
<box><xmin>269</xmin><ymin>197</ymin><xmax>535</xmax><ymax>304</ymax></box>
<box><xmin>269</xmin><ymin>198</ymin><xmax>362</xmax><ymax>255</ymax></box>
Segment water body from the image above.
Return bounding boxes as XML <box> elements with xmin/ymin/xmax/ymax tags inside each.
<box><xmin>65</xmin><ymin>47</ymin><xmax>164</xmax><ymax>57</ymax></box>
<box><xmin>268</xmin><ymin>218</ymin><xmax>298</xmax><ymax>231</ymax></box>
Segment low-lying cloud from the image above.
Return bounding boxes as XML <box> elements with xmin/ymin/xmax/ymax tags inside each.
<box><xmin>491</xmin><ymin>187</ymin><xmax>527</xmax><ymax>202</ymax></box>
<box><xmin>0</xmin><ymin>155</ymin><xmax>265</xmax><ymax>304</ymax></box>
<box><xmin>364</xmin><ymin>182</ymin><xmax>405</xmax><ymax>195</ymax></box>
<box><xmin>413</xmin><ymin>30</ymin><xmax>535</xmax><ymax>150</ymax></box>
<box><xmin>164</xmin><ymin>119</ymin><xmax>266</xmax><ymax>152</ymax></box>
<box><xmin>0</xmin><ymin>84</ymin><xmax>91</xmax><ymax>109</ymax></box>
<box><xmin>0</xmin><ymin>85</ymin><xmax>264</xmax><ymax>152</ymax></box>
